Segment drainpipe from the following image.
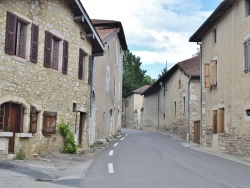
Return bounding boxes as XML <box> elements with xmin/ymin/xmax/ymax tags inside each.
<box><xmin>157</xmin><ymin>91</ymin><xmax>160</xmax><ymax>131</ymax></box>
<box><xmin>187</xmin><ymin>76</ymin><xmax>192</xmax><ymax>142</ymax></box>
<box><xmin>88</xmin><ymin>57</ymin><xmax>94</xmax><ymax>147</ymax></box>
<box><xmin>198</xmin><ymin>42</ymin><xmax>203</xmax><ymax>146</ymax></box>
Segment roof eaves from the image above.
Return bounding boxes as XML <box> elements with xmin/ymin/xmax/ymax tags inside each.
<box><xmin>189</xmin><ymin>0</ymin><xmax>236</xmax><ymax>42</ymax></box>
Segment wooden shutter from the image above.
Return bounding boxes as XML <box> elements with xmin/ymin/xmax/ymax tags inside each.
<box><xmin>204</xmin><ymin>63</ymin><xmax>210</xmax><ymax>88</ymax></box>
<box><xmin>219</xmin><ymin>108</ymin><xmax>225</xmax><ymax>133</ymax></box>
<box><xmin>44</xmin><ymin>31</ymin><xmax>52</xmax><ymax>68</ymax></box>
<box><xmin>210</xmin><ymin>61</ymin><xmax>217</xmax><ymax>86</ymax></box>
<box><xmin>30</xmin><ymin>106</ymin><xmax>37</xmax><ymax>133</ymax></box>
<box><xmin>78</xmin><ymin>48</ymin><xmax>84</xmax><ymax>80</ymax></box>
<box><xmin>213</xmin><ymin>110</ymin><xmax>218</xmax><ymax>133</ymax></box>
<box><xmin>43</xmin><ymin>111</ymin><xmax>57</xmax><ymax>134</ymax></box>
<box><xmin>62</xmin><ymin>40</ymin><xmax>68</xmax><ymax>74</ymax></box>
<box><xmin>5</xmin><ymin>12</ymin><xmax>17</xmax><ymax>55</ymax></box>
<box><xmin>88</xmin><ymin>55</ymin><xmax>93</xmax><ymax>84</ymax></box>
<box><xmin>30</xmin><ymin>24</ymin><xmax>39</xmax><ymax>63</ymax></box>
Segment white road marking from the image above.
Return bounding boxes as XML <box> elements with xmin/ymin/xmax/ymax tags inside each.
<box><xmin>108</xmin><ymin>163</ymin><xmax>114</xmax><ymax>173</ymax></box>
<box><xmin>125</xmin><ymin>134</ymin><xmax>128</xmax><ymax>136</ymax></box>
<box><xmin>171</xmin><ymin>137</ymin><xmax>176</xmax><ymax>140</ymax></box>
<box><xmin>120</xmin><ymin>137</ymin><xmax>125</xmax><ymax>140</ymax></box>
<box><xmin>114</xmin><ymin>143</ymin><xmax>118</xmax><ymax>147</ymax></box>
<box><xmin>109</xmin><ymin>150</ymin><xmax>114</xmax><ymax>156</ymax></box>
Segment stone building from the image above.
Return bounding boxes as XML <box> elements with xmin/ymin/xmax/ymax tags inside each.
<box><xmin>0</xmin><ymin>0</ymin><xmax>104</xmax><ymax>159</ymax></box>
<box><xmin>142</xmin><ymin>56</ymin><xmax>200</xmax><ymax>142</ymax></box>
<box><xmin>90</xmin><ymin>20</ymin><xmax>127</xmax><ymax>143</ymax></box>
<box><xmin>190</xmin><ymin>0</ymin><xmax>250</xmax><ymax>155</ymax></box>
<box><xmin>122</xmin><ymin>85</ymin><xmax>150</xmax><ymax>129</ymax></box>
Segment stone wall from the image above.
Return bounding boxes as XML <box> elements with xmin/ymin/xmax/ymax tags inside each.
<box><xmin>0</xmin><ymin>0</ymin><xmax>93</xmax><ymax>157</ymax></box>
<box><xmin>201</xmin><ymin>0</ymin><xmax>250</xmax><ymax>155</ymax></box>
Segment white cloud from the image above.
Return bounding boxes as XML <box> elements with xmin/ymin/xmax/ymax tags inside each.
<box><xmin>82</xmin><ymin>0</ymin><xmax>212</xmax><ymax>74</ymax></box>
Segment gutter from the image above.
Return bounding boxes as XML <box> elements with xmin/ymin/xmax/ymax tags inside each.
<box><xmin>198</xmin><ymin>42</ymin><xmax>203</xmax><ymax>146</ymax></box>
<box><xmin>187</xmin><ymin>76</ymin><xmax>192</xmax><ymax>142</ymax></box>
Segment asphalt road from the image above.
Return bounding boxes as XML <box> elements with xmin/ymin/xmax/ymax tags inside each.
<box><xmin>81</xmin><ymin>129</ymin><xmax>250</xmax><ymax>188</ymax></box>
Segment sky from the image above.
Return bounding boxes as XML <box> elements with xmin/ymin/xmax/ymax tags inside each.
<box><xmin>82</xmin><ymin>0</ymin><xmax>222</xmax><ymax>79</ymax></box>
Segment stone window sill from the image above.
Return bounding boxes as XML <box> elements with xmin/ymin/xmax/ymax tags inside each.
<box><xmin>0</xmin><ymin>132</ymin><xmax>13</xmax><ymax>137</ymax></box>
<box><xmin>16</xmin><ymin>133</ymin><xmax>32</xmax><ymax>138</ymax></box>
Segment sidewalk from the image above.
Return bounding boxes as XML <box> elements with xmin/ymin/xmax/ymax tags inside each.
<box><xmin>0</xmin><ymin>145</ymin><xmax>108</xmax><ymax>188</ymax></box>
<box><xmin>181</xmin><ymin>142</ymin><xmax>250</xmax><ymax>167</ymax></box>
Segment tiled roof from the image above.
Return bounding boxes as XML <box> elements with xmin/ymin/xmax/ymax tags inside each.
<box><xmin>178</xmin><ymin>56</ymin><xmax>200</xmax><ymax>77</ymax></box>
<box><xmin>91</xmin><ymin>19</ymin><xmax>128</xmax><ymax>50</ymax></box>
<box><xmin>95</xmin><ymin>28</ymin><xmax>120</xmax><ymax>41</ymax></box>
<box><xmin>133</xmin><ymin>85</ymin><xmax>151</xmax><ymax>94</ymax></box>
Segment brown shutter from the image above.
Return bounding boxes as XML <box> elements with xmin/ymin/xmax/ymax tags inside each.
<box><xmin>44</xmin><ymin>31</ymin><xmax>52</xmax><ymax>68</ymax></box>
<box><xmin>78</xmin><ymin>48</ymin><xmax>84</xmax><ymax>80</ymax></box>
<box><xmin>213</xmin><ymin>110</ymin><xmax>218</xmax><ymax>134</ymax></box>
<box><xmin>30</xmin><ymin>24</ymin><xmax>39</xmax><ymax>63</ymax></box>
<box><xmin>5</xmin><ymin>12</ymin><xmax>17</xmax><ymax>55</ymax></box>
<box><xmin>219</xmin><ymin>108</ymin><xmax>225</xmax><ymax>133</ymax></box>
<box><xmin>211</xmin><ymin>61</ymin><xmax>217</xmax><ymax>86</ymax></box>
<box><xmin>30</xmin><ymin>106</ymin><xmax>37</xmax><ymax>133</ymax></box>
<box><xmin>204</xmin><ymin>63</ymin><xmax>210</xmax><ymax>88</ymax></box>
<box><xmin>43</xmin><ymin>111</ymin><xmax>57</xmax><ymax>134</ymax></box>
<box><xmin>88</xmin><ymin>55</ymin><xmax>93</xmax><ymax>84</ymax></box>
<box><xmin>62</xmin><ymin>40</ymin><xmax>69</xmax><ymax>74</ymax></box>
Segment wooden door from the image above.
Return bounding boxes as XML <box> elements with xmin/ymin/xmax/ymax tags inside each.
<box><xmin>194</xmin><ymin>121</ymin><xmax>200</xmax><ymax>144</ymax></box>
<box><xmin>78</xmin><ymin>112</ymin><xmax>86</xmax><ymax>147</ymax></box>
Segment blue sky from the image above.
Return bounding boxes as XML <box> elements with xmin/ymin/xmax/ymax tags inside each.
<box><xmin>82</xmin><ymin>0</ymin><xmax>222</xmax><ymax>79</ymax></box>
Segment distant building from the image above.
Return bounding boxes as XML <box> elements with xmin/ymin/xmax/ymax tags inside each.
<box><xmin>90</xmin><ymin>19</ymin><xmax>127</xmax><ymax>142</ymax></box>
<box><xmin>122</xmin><ymin>85</ymin><xmax>150</xmax><ymax>129</ymax></box>
<box><xmin>142</xmin><ymin>56</ymin><xmax>200</xmax><ymax>142</ymax></box>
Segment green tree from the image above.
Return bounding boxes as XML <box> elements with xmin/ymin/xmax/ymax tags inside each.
<box><xmin>122</xmin><ymin>50</ymin><xmax>154</xmax><ymax>96</ymax></box>
<box><xmin>158</xmin><ymin>67</ymin><xmax>167</xmax><ymax>78</ymax></box>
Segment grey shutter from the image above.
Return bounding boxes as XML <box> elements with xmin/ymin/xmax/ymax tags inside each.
<box><xmin>30</xmin><ymin>106</ymin><xmax>37</xmax><ymax>133</ymax></box>
<box><xmin>5</xmin><ymin>12</ymin><xmax>17</xmax><ymax>55</ymax></box>
<box><xmin>78</xmin><ymin>48</ymin><xmax>84</xmax><ymax>80</ymax></box>
<box><xmin>30</xmin><ymin>24</ymin><xmax>39</xmax><ymax>63</ymax></box>
<box><xmin>44</xmin><ymin>31</ymin><xmax>52</xmax><ymax>68</ymax></box>
<box><xmin>88</xmin><ymin>55</ymin><xmax>93</xmax><ymax>84</ymax></box>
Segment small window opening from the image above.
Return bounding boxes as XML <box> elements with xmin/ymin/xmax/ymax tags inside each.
<box><xmin>246</xmin><ymin>109</ymin><xmax>250</xmax><ymax>116</ymax></box>
<box><xmin>213</xmin><ymin>28</ymin><xmax>217</xmax><ymax>44</ymax></box>
<box><xmin>73</xmin><ymin>102</ymin><xmax>77</xmax><ymax>112</ymax></box>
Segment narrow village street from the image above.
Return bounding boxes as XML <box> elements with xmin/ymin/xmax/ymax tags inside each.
<box><xmin>1</xmin><ymin>129</ymin><xmax>250</xmax><ymax>188</ymax></box>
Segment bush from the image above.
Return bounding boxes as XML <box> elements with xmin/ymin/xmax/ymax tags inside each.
<box><xmin>15</xmin><ymin>148</ymin><xmax>25</xmax><ymax>160</ymax></box>
<box><xmin>58</xmin><ymin>123</ymin><xmax>77</xmax><ymax>154</ymax></box>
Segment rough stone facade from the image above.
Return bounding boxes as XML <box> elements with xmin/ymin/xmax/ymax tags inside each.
<box><xmin>143</xmin><ymin>57</ymin><xmax>200</xmax><ymax>142</ymax></box>
<box><xmin>192</xmin><ymin>0</ymin><xmax>250</xmax><ymax>155</ymax></box>
<box><xmin>0</xmin><ymin>0</ymin><xmax>101</xmax><ymax>158</ymax></box>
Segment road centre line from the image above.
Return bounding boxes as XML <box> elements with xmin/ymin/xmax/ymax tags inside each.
<box><xmin>114</xmin><ymin>143</ymin><xmax>118</xmax><ymax>147</ymax></box>
<box><xmin>108</xmin><ymin>163</ymin><xmax>114</xmax><ymax>173</ymax></box>
<box><xmin>109</xmin><ymin>150</ymin><xmax>114</xmax><ymax>156</ymax></box>
<box><xmin>120</xmin><ymin>137</ymin><xmax>125</xmax><ymax>140</ymax></box>
<box><xmin>171</xmin><ymin>137</ymin><xmax>176</xmax><ymax>140</ymax></box>
<box><xmin>125</xmin><ymin>134</ymin><xmax>128</xmax><ymax>136</ymax></box>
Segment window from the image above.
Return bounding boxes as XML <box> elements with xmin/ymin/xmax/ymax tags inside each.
<box><xmin>72</xmin><ymin>103</ymin><xmax>77</xmax><ymax>112</ymax></box>
<box><xmin>88</xmin><ymin>55</ymin><xmax>93</xmax><ymax>84</ymax></box>
<box><xmin>0</xmin><ymin>102</ymin><xmax>24</xmax><ymax>132</ymax></box>
<box><xmin>183</xmin><ymin>97</ymin><xmax>185</xmax><ymax>114</ymax></box>
<box><xmin>106</xmin><ymin>66</ymin><xmax>110</xmax><ymax>92</ymax></box>
<box><xmin>78</xmin><ymin>48</ymin><xmax>86</xmax><ymax>80</ymax></box>
<box><xmin>5</xmin><ymin>12</ymin><xmax>39</xmax><ymax>63</ymax></box>
<box><xmin>125</xmin><ymin>100</ymin><xmax>129</xmax><ymax>107</ymax></box>
<box><xmin>30</xmin><ymin>106</ymin><xmax>38</xmax><ymax>133</ymax></box>
<box><xmin>213</xmin><ymin>108</ymin><xmax>225</xmax><ymax>134</ymax></box>
<box><xmin>44</xmin><ymin>31</ymin><xmax>68</xmax><ymax>74</ymax></box>
<box><xmin>42</xmin><ymin>111</ymin><xmax>57</xmax><ymax>134</ymax></box>
<box><xmin>114</xmin><ymin>76</ymin><xmax>116</xmax><ymax>95</ymax></box>
<box><xmin>246</xmin><ymin>0</ymin><xmax>250</xmax><ymax>17</ymax></box>
<box><xmin>116</xmin><ymin>42</ymin><xmax>119</xmax><ymax>66</ymax></box>
<box><xmin>204</xmin><ymin>60</ymin><xmax>217</xmax><ymax>88</ymax></box>
<box><xmin>213</xmin><ymin>28</ymin><xmax>217</xmax><ymax>44</ymax></box>
<box><xmin>174</xmin><ymin>101</ymin><xmax>176</xmax><ymax>117</ymax></box>
<box><xmin>244</xmin><ymin>39</ymin><xmax>250</xmax><ymax>73</ymax></box>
